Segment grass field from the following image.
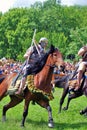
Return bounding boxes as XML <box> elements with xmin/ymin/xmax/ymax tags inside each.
<box><xmin>0</xmin><ymin>88</ymin><xmax>87</xmax><ymax>130</ymax></box>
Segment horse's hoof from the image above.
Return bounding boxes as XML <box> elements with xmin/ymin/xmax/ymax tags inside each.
<box><xmin>48</xmin><ymin>119</ymin><xmax>54</xmax><ymax>128</ymax></box>
<box><xmin>2</xmin><ymin>116</ymin><xmax>6</xmax><ymax>122</ymax></box>
<box><xmin>48</xmin><ymin>122</ymin><xmax>54</xmax><ymax>128</ymax></box>
<box><xmin>63</xmin><ymin>107</ymin><xmax>68</xmax><ymax>111</ymax></box>
<box><xmin>20</xmin><ymin>124</ymin><xmax>25</xmax><ymax>127</ymax></box>
<box><xmin>80</xmin><ymin>110</ymin><xmax>84</xmax><ymax>115</ymax></box>
<box><xmin>84</xmin><ymin>112</ymin><xmax>87</xmax><ymax>117</ymax></box>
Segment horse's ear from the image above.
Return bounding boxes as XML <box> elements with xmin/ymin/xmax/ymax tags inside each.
<box><xmin>50</xmin><ymin>44</ymin><xmax>55</xmax><ymax>48</ymax></box>
<box><xmin>49</xmin><ymin>44</ymin><xmax>55</xmax><ymax>54</ymax></box>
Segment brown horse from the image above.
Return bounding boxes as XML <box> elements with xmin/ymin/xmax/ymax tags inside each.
<box><xmin>0</xmin><ymin>46</ymin><xmax>64</xmax><ymax>128</ymax></box>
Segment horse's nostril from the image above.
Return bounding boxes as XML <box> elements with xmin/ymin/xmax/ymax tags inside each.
<box><xmin>60</xmin><ymin>65</ymin><xmax>64</xmax><ymax>69</ymax></box>
<box><xmin>59</xmin><ymin>65</ymin><xmax>65</xmax><ymax>73</ymax></box>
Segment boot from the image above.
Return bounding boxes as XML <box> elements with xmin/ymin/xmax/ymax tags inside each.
<box><xmin>15</xmin><ymin>88</ymin><xmax>22</xmax><ymax>95</ymax></box>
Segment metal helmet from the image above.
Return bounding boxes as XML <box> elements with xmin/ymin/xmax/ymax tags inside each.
<box><xmin>39</xmin><ymin>37</ymin><xmax>48</xmax><ymax>44</ymax></box>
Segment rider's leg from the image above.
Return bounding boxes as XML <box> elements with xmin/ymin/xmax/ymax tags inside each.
<box><xmin>74</xmin><ymin>70</ymin><xmax>83</xmax><ymax>91</ymax></box>
<box><xmin>15</xmin><ymin>76</ymin><xmax>26</xmax><ymax>94</ymax></box>
<box><xmin>15</xmin><ymin>65</ymin><xmax>29</xmax><ymax>95</ymax></box>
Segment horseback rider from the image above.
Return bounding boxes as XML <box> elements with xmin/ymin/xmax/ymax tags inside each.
<box><xmin>15</xmin><ymin>37</ymin><xmax>48</xmax><ymax>95</ymax></box>
<box><xmin>74</xmin><ymin>46</ymin><xmax>87</xmax><ymax>91</ymax></box>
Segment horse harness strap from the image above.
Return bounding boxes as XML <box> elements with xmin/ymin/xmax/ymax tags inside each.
<box><xmin>46</xmin><ymin>64</ymin><xmax>57</xmax><ymax>68</ymax></box>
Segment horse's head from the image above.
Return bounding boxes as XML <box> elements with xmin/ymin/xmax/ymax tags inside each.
<box><xmin>52</xmin><ymin>48</ymin><xmax>64</xmax><ymax>68</ymax></box>
<box><xmin>48</xmin><ymin>46</ymin><xmax>65</xmax><ymax>69</ymax></box>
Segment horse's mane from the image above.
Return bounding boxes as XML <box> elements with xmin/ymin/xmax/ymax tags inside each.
<box><xmin>28</xmin><ymin>45</ymin><xmax>55</xmax><ymax>75</ymax></box>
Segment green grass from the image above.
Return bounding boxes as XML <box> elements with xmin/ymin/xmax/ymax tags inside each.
<box><xmin>0</xmin><ymin>88</ymin><xmax>87</xmax><ymax>130</ymax></box>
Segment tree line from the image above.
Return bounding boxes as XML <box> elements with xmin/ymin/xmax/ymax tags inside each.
<box><xmin>0</xmin><ymin>0</ymin><xmax>87</xmax><ymax>62</ymax></box>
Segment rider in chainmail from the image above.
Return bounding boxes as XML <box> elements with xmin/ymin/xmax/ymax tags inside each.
<box><xmin>15</xmin><ymin>37</ymin><xmax>48</xmax><ymax>95</ymax></box>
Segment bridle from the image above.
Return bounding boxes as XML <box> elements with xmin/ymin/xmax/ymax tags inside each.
<box><xmin>46</xmin><ymin>64</ymin><xmax>57</xmax><ymax>68</ymax></box>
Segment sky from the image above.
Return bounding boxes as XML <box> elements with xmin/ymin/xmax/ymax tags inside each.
<box><xmin>61</xmin><ymin>0</ymin><xmax>87</xmax><ymax>6</ymax></box>
<box><xmin>0</xmin><ymin>0</ymin><xmax>46</xmax><ymax>13</ymax></box>
<box><xmin>0</xmin><ymin>0</ymin><xmax>87</xmax><ymax>13</ymax></box>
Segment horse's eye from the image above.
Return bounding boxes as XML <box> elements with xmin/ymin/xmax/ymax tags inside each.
<box><xmin>53</xmin><ymin>54</ymin><xmax>57</xmax><ymax>57</ymax></box>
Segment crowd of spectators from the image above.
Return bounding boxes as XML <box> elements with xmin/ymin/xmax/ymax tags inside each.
<box><xmin>0</xmin><ymin>57</ymin><xmax>76</xmax><ymax>76</ymax></box>
<box><xmin>0</xmin><ymin>57</ymin><xmax>22</xmax><ymax>75</ymax></box>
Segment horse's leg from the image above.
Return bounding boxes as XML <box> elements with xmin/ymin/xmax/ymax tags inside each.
<box><xmin>46</xmin><ymin>105</ymin><xmax>54</xmax><ymax>128</ymax></box>
<box><xmin>2</xmin><ymin>95</ymin><xmax>23</xmax><ymax>122</ymax></box>
<box><xmin>58</xmin><ymin>85</ymin><xmax>69</xmax><ymax>113</ymax></box>
<box><xmin>21</xmin><ymin>97</ymin><xmax>30</xmax><ymax>127</ymax></box>
<box><xmin>63</xmin><ymin>92</ymin><xmax>82</xmax><ymax>111</ymax></box>
<box><xmin>62</xmin><ymin>93</ymin><xmax>72</xmax><ymax>111</ymax></box>
<box><xmin>37</xmin><ymin>99</ymin><xmax>54</xmax><ymax>128</ymax></box>
<box><xmin>21</xmin><ymin>98</ymin><xmax>54</xmax><ymax>128</ymax></box>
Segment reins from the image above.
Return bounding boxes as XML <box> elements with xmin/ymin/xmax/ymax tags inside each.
<box><xmin>46</xmin><ymin>64</ymin><xmax>57</xmax><ymax>68</ymax></box>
